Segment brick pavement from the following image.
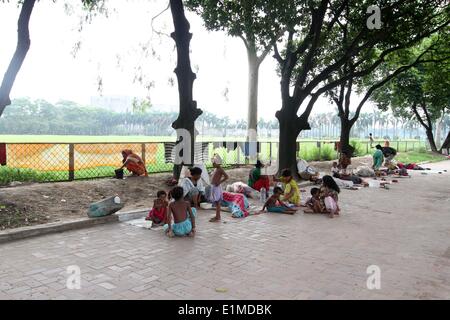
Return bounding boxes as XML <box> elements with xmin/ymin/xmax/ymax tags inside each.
<box><xmin>1</xmin><ymin>161</ymin><xmax>450</xmax><ymax>300</ymax></box>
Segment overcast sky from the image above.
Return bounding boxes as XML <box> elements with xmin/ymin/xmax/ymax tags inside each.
<box><xmin>0</xmin><ymin>0</ymin><xmax>375</xmax><ymax>120</ymax></box>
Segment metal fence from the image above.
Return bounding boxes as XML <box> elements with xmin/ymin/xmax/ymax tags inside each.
<box><xmin>0</xmin><ymin>139</ymin><xmax>428</xmax><ymax>183</ymax></box>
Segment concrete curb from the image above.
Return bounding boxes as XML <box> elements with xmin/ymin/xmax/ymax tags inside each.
<box><xmin>0</xmin><ymin>208</ymin><xmax>150</xmax><ymax>245</ymax></box>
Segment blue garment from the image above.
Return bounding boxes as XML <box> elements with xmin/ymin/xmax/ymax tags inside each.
<box><xmin>164</xmin><ymin>208</ymin><xmax>197</xmax><ymax>236</ymax></box>
<box><xmin>222</xmin><ymin>195</ymin><xmax>249</xmax><ymax>218</ymax></box>
<box><xmin>267</xmin><ymin>206</ymin><xmax>290</xmax><ymax>213</ymax></box>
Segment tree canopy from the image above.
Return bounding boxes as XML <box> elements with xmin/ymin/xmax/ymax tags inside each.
<box><xmin>371</xmin><ymin>32</ymin><xmax>450</xmax><ymax>152</ymax></box>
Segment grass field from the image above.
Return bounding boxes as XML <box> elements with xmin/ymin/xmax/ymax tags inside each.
<box><xmin>0</xmin><ymin>134</ymin><xmax>427</xmax><ymax>144</ymax></box>
<box><xmin>396</xmin><ymin>151</ymin><xmax>448</xmax><ymax>164</ymax></box>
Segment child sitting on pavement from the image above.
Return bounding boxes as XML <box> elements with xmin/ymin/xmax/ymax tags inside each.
<box><xmin>164</xmin><ymin>186</ymin><xmax>196</xmax><ymax>237</ymax></box>
<box><xmin>146</xmin><ymin>190</ymin><xmax>168</xmax><ymax>226</ymax></box>
<box><xmin>274</xmin><ymin>169</ymin><xmax>301</xmax><ymax>206</ymax></box>
<box><xmin>260</xmin><ymin>187</ymin><xmax>297</xmax><ymax>214</ymax></box>
<box><xmin>303</xmin><ymin>187</ymin><xmax>323</xmax><ymax>213</ymax></box>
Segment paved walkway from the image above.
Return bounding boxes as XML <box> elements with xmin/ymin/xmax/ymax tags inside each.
<box><xmin>1</xmin><ymin>161</ymin><xmax>450</xmax><ymax>300</ymax></box>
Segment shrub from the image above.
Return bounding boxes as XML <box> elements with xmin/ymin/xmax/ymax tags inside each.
<box><xmin>350</xmin><ymin>140</ymin><xmax>365</xmax><ymax>156</ymax></box>
<box><xmin>320</xmin><ymin>144</ymin><xmax>335</xmax><ymax>161</ymax></box>
<box><xmin>418</xmin><ymin>146</ymin><xmax>427</xmax><ymax>153</ymax></box>
<box><xmin>0</xmin><ymin>167</ymin><xmax>46</xmax><ymax>185</ymax></box>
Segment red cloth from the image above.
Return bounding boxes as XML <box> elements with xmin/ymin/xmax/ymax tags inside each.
<box><xmin>252</xmin><ymin>176</ymin><xmax>270</xmax><ymax>192</ymax></box>
<box><xmin>147</xmin><ymin>207</ymin><xmax>167</xmax><ymax>223</ymax></box>
<box><xmin>222</xmin><ymin>192</ymin><xmax>249</xmax><ymax>217</ymax></box>
<box><xmin>406</xmin><ymin>163</ymin><xmax>416</xmax><ymax>170</ymax></box>
<box><xmin>0</xmin><ymin>144</ymin><xmax>6</xmax><ymax>166</ymax></box>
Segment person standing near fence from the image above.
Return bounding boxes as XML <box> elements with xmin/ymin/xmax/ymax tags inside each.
<box><xmin>381</xmin><ymin>145</ymin><xmax>397</xmax><ymax>166</ymax></box>
<box><xmin>372</xmin><ymin>145</ymin><xmax>384</xmax><ymax>171</ymax></box>
<box><xmin>118</xmin><ymin>149</ymin><xmax>148</xmax><ymax>177</ymax></box>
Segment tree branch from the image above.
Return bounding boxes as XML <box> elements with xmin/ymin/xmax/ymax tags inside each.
<box><xmin>0</xmin><ymin>0</ymin><xmax>36</xmax><ymax>117</ymax></box>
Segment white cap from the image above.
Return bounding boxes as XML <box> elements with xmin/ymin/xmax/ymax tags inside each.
<box><xmin>212</xmin><ymin>154</ymin><xmax>223</xmax><ymax>165</ymax></box>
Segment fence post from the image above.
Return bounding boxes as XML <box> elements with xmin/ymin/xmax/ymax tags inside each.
<box><xmin>366</xmin><ymin>142</ymin><xmax>369</xmax><ymax>154</ymax></box>
<box><xmin>69</xmin><ymin>144</ymin><xmax>75</xmax><ymax>181</ymax></box>
<box><xmin>397</xmin><ymin>141</ymin><xmax>399</xmax><ymax>151</ymax></box>
<box><xmin>405</xmin><ymin>141</ymin><xmax>408</xmax><ymax>152</ymax></box>
<box><xmin>141</xmin><ymin>143</ymin><xmax>146</xmax><ymax>165</ymax></box>
<box><xmin>236</xmin><ymin>142</ymin><xmax>240</xmax><ymax>167</ymax></box>
<box><xmin>318</xmin><ymin>141</ymin><xmax>321</xmax><ymax>160</ymax></box>
<box><xmin>269</xmin><ymin>142</ymin><xmax>272</xmax><ymax>165</ymax></box>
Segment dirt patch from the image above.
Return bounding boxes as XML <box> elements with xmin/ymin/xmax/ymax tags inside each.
<box><xmin>308</xmin><ymin>155</ymin><xmax>373</xmax><ymax>172</ymax></box>
<box><xmin>0</xmin><ymin>202</ymin><xmax>50</xmax><ymax>230</ymax></box>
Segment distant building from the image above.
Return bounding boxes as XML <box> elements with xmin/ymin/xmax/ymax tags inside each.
<box><xmin>90</xmin><ymin>95</ymin><xmax>134</xmax><ymax>113</ymax></box>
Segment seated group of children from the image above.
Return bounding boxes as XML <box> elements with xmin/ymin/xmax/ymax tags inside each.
<box><xmin>146</xmin><ymin>163</ymin><xmax>342</xmax><ymax>238</ymax></box>
<box><xmin>146</xmin><ymin>186</ymin><xmax>196</xmax><ymax>237</ymax></box>
<box><xmin>146</xmin><ymin>154</ymin><xmax>228</xmax><ymax>237</ymax></box>
<box><xmin>303</xmin><ymin>175</ymin><xmax>341</xmax><ymax>218</ymax></box>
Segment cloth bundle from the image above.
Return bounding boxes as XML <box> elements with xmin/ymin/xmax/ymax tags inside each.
<box><xmin>355</xmin><ymin>166</ymin><xmax>375</xmax><ymax>177</ymax></box>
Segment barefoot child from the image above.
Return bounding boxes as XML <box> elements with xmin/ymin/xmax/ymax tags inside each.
<box><xmin>303</xmin><ymin>187</ymin><xmax>323</xmax><ymax>213</ymax></box>
<box><xmin>260</xmin><ymin>187</ymin><xmax>297</xmax><ymax>214</ymax></box>
<box><xmin>164</xmin><ymin>186</ymin><xmax>196</xmax><ymax>237</ymax></box>
<box><xmin>320</xmin><ymin>175</ymin><xmax>341</xmax><ymax>218</ymax></box>
<box><xmin>209</xmin><ymin>154</ymin><xmax>228</xmax><ymax>222</ymax></box>
<box><xmin>146</xmin><ymin>190</ymin><xmax>168</xmax><ymax>226</ymax></box>
<box><xmin>274</xmin><ymin>169</ymin><xmax>300</xmax><ymax>206</ymax></box>
<box><xmin>331</xmin><ymin>162</ymin><xmax>340</xmax><ymax>175</ymax></box>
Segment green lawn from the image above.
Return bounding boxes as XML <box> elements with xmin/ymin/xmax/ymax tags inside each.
<box><xmin>396</xmin><ymin>151</ymin><xmax>448</xmax><ymax>164</ymax></box>
<box><xmin>0</xmin><ymin>135</ymin><xmax>174</xmax><ymax>143</ymax></box>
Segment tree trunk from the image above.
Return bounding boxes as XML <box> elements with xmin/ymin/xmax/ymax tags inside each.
<box><xmin>339</xmin><ymin>117</ymin><xmax>352</xmax><ymax>154</ymax></box>
<box><xmin>246</xmin><ymin>47</ymin><xmax>260</xmax><ymax>142</ymax></box>
<box><xmin>425</xmin><ymin>127</ymin><xmax>439</xmax><ymax>153</ymax></box>
<box><xmin>0</xmin><ymin>0</ymin><xmax>36</xmax><ymax>117</ymax></box>
<box><xmin>276</xmin><ymin>100</ymin><xmax>306</xmax><ymax>178</ymax></box>
<box><xmin>169</xmin><ymin>0</ymin><xmax>202</xmax><ymax>178</ymax></box>
<box><xmin>435</xmin><ymin>111</ymin><xmax>445</xmax><ymax>150</ymax></box>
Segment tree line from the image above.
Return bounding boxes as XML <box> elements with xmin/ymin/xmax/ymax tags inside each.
<box><xmin>1</xmin><ymin>98</ymin><xmax>448</xmax><ymax>142</ymax></box>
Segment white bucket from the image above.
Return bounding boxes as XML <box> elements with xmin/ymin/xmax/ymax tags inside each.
<box><xmin>368</xmin><ymin>180</ymin><xmax>380</xmax><ymax>188</ymax></box>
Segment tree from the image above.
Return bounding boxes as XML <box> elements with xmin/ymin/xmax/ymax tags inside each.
<box><xmin>186</xmin><ymin>0</ymin><xmax>286</xmax><ymax>141</ymax></box>
<box><xmin>328</xmin><ymin>41</ymin><xmax>442</xmax><ymax>155</ymax></box>
<box><xmin>0</xmin><ymin>0</ymin><xmax>36</xmax><ymax>117</ymax></box>
<box><xmin>371</xmin><ymin>32</ymin><xmax>450</xmax><ymax>153</ymax></box>
<box><xmin>272</xmin><ymin>0</ymin><xmax>449</xmax><ymax>176</ymax></box>
<box><xmin>167</xmin><ymin>0</ymin><xmax>203</xmax><ymax>179</ymax></box>
<box><xmin>0</xmin><ymin>0</ymin><xmax>107</xmax><ymax>117</ymax></box>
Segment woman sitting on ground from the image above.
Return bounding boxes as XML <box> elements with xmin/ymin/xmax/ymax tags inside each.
<box><xmin>179</xmin><ymin>167</ymin><xmax>206</xmax><ymax>209</ymax></box>
<box><xmin>320</xmin><ymin>175</ymin><xmax>341</xmax><ymax>218</ymax></box>
<box><xmin>118</xmin><ymin>149</ymin><xmax>148</xmax><ymax>176</ymax></box>
<box><xmin>248</xmin><ymin>160</ymin><xmax>270</xmax><ymax>193</ymax></box>
<box><xmin>274</xmin><ymin>169</ymin><xmax>301</xmax><ymax>207</ymax></box>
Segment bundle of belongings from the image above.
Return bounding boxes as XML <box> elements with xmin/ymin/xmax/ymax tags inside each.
<box><xmin>179</xmin><ymin>164</ymin><xmax>251</xmax><ymax>218</ymax></box>
<box><xmin>297</xmin><ymin>159</ymin><xmax>320</xmax><ymax>181</ymax></box>
<box><xmin>397</xmin><ymin>162</ymin><xmax>429</xmax><ymax>171</ymax></box>
<box><xmin>354</xmin><ymin>166</ymin><xmax>375</xmax><ymax>177</ymax></box>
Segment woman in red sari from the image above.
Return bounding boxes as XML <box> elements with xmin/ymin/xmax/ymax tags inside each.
<box><xmin>248</xmin><ymin>160</ymin><xmax>270</xmax><ymax>193</ymax></box>
<box><xmin>119</xmin><ymin>149</ymin><xmax>148</xmax><ymax>176</ymax></box>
